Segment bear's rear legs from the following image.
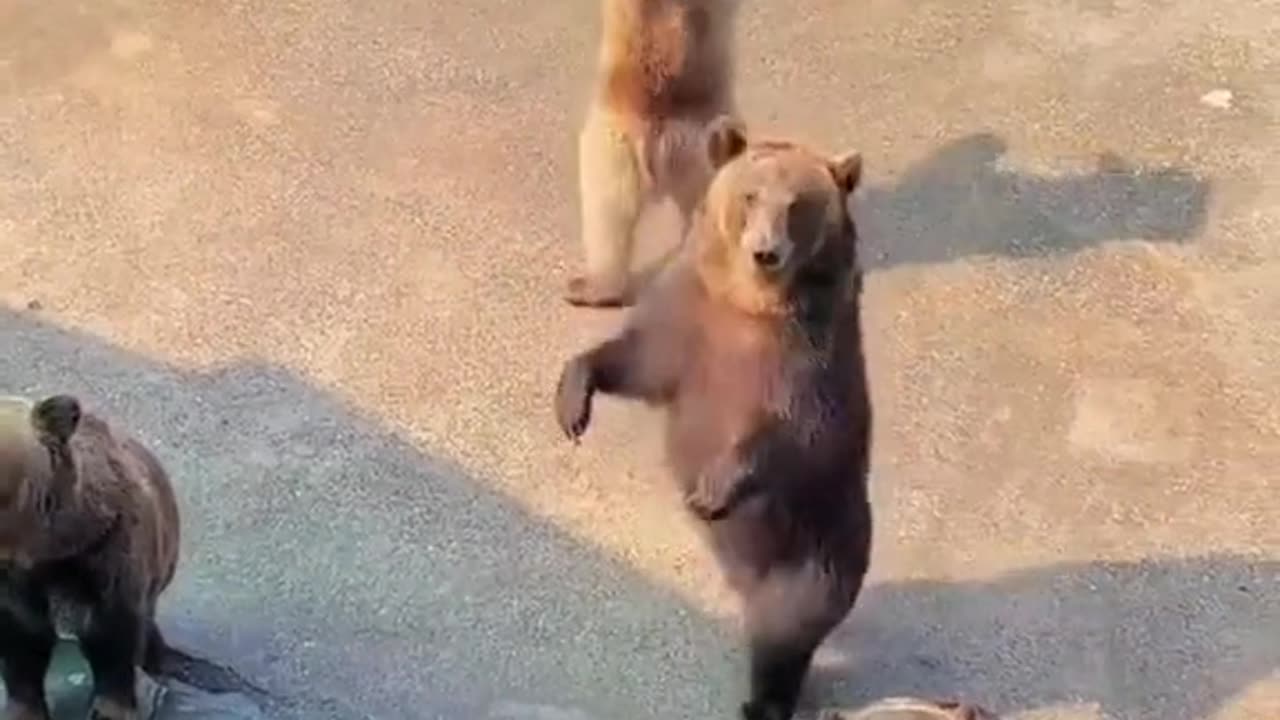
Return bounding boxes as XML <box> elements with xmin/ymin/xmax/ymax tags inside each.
<box><xmin>564</xmin><ymin>108</ymin><xmax>645</xmax><ymax>308</ymax></box>
<box><xmin>0</xmin><ymin>613</ymin><xmax>56</xmax><ymax>720</ymax></box>
<box><xmin>81</xmin><ymin>604</ymin><xmax>144</xmax><ymax>720</ymax></box>
<box><xmin>1</xmin><ymin>584</ymin><xmax>56</xmax><ymax>720</ymax></box>
<box><xmin>742</xmin><ymin>634</ymin><xmax>821</xmax><ymax>720</ymax></box>
<box><xmin>740</xmin><ymin>563</ymin><xmax>861</xmax><ymax>720</ymax></box>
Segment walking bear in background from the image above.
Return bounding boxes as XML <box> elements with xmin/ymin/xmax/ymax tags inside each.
<box><xmin>0</xmin><ymin>394</ymin><xmax>181</xmax><ymax>720</ymax></box>
<box><xmin>564</xmin><ymin>0</ymin><xmax>743</xmax><ymax>308</ymax></box>
<box><xmin>555</xmin><ymin>116</ymin><xmax>874</xmax><ymax>720</ymax></box>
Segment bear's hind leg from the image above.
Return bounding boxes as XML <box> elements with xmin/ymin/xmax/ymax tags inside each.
<box><xmin>0</xmin><ymin>605</ymin><xmax>56</xmax><ymax>720</ymax></box>
<box><xmin>740</xmin><ymin>562</ymin><xmax>858</xmax><ymax>720</ymax></box>
<box><xmin>141</xmin><ymin>616</ymin><xmax>168</xmax><ymax>675</ymax></box>
<box><xmin>564</xmin><ymin>108</ymin><xmax>646</xmax><ymax>308</ymax></box>
<box><xmin>742</xmin><ymin>634</ymin><xmax>819</xmax><ymax>720</ymax></box>
<box><xmin>81</xmin><ymin>603</ymin><xmax>144</xmax><ymax>720</ymax></box>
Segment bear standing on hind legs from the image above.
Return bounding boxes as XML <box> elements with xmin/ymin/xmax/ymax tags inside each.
<box><xmin>555</xmin><ymin>116</ymin><xmax>873</xmax><ymax>720</ymax></box>
<box><xmin>0</xmin><ymin>394</ymin><xmax>181</xmax><ymax>720</ymax></box>
<box><xmin>563</xmin><ymin>0</ymin><xmax>742</xmax><ymax>308</ymax></box>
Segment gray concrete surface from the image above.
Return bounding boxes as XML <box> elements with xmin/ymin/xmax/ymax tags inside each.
<box><xmin>1</xmin><ymin>1</ymin><xmax>1277</xmax><ymax>719</ymax></box>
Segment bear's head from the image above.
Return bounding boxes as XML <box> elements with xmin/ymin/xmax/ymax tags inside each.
<box><xmin>693</xmin><ymin>115</ymin><xmax>863</xmax><ymax>318</ymax></box>
<box><xmin>0</xmin><ymin>394</ymin><xmax>81</xmax><ymax>563</ymax></box>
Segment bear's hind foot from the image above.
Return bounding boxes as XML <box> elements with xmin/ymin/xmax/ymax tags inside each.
<box><xmin>563</xmin><ymin>274</ymin><xmax>632</xmax><ymax>308</ymax></box>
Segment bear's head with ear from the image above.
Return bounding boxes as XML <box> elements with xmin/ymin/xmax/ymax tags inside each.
<box><xmin>697</xmin><ymin>115</ymin><xmax>864</xmax><ymax>317</ymax></box>
<box><xmin>0</xmin><ymin>394</ymin><xmax>82</xmax><ymax>561</ymax></box>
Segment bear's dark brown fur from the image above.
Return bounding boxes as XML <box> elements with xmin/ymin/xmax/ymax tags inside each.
<box><xmin>0</xmin><ymin>394</ymin><xmax>181</xmax><ymax>720</ymax></box>
<box><xmin>555</xmin><ymin>119</ymin><xmax>872</xmax><ymax>720</ymax></box>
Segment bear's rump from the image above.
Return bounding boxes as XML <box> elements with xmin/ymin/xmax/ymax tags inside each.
<box><xmin>48</xmin><ymin>588</ymin><xmax>94</xmax><ymax>638</ymax></box>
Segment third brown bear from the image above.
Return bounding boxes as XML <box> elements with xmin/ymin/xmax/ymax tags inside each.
<box><xmin>563</xmin><ymin>0</ymin><xmax>743</xmax><ymax>308</ymax></box>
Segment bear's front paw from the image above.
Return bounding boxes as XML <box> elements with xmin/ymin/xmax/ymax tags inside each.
<box><xmin>554</xmin><ymin>357</ymin><xmax>594</xmax><ymax>442</ymax></box>
<box><xmin>685</xmin><ymin>480</ymin><xmax>731</xmax><ymax>521</ymax></box>
<box><xmin>687</xmin><ymin>451</ymin><xmax>767</xmax><ymax>522</ymax></box>
<box><xmin>684</xmin><ymin>456</ymin><xmax>743</xmax><ymax>522</ymax></box>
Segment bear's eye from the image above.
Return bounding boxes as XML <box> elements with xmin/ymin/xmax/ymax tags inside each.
<box><xmin>741</xmin><ymin>190</ymin><xmax>758</xmax><ymax>206</ymax></box>
<box><xmin>786</xmin><ymin>197</ymin><xmax>822</xmax><ymax>241</ymax></box>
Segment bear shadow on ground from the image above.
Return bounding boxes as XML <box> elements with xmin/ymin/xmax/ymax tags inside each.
<box><xmin>818</xmin><ymin>554</ymin><xmax>1280</xmax><ymax>720</ymax></box>
<box><xmin>853</xmin><ymin>132</ymin><xmax>1211</xmax><ymax>270</ymax></box>
<box><xmin>0</xmin><ymin>306</ymin><xmax>744</xmax><ymax>720</ymax></box>
<box><xmin>3</xmin><ymin>307</ymin><xmax>1273</xmax><ymax>720</ymax></box>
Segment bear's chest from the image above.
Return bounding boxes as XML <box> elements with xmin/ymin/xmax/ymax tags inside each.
<box><xmin>686</xmin><ymin>322</ymin><xmax>831</xmax><ymax>416</ymax></box>
<box><xmin>666</xmin><ymin>324</ymin><xmax>841</xmax><ymax>481</ymax></box>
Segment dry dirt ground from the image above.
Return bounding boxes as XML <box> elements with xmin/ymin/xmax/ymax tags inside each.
<box><xmin>1</xmin><ymin>1</ymin><xmax>1277</xmax><ymax>719</ymax></box>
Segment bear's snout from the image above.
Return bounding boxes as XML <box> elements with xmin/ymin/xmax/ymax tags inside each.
<box><xmin>753</xmin><ymin>249</ymin><xmax>782</xmax><ymax>269</ymax></box>
<box><xmin>745</xmin><ymin>232</ymin><xmax>791</xmax><ymax>271</ymax></box>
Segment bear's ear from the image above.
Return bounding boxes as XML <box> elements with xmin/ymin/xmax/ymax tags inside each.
<box><xmin>32</xmin><ymin>395</ymin><xmax>81</xmax><ymax>444</ymax></box>
<box><xmin>829</xmin><ymin>152</ymin><xmax>863</xmax><ymax>196</ymax></box>
<box><xmin>706</xmin><ymin>114</ymin><xmax>748</xmax><ymax>169</ymax></box>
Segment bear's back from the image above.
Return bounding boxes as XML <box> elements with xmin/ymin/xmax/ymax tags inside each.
<box><xmin>70</xmin><ymin>413</ymin><xmax>181</xmax><ymax>598</ymax></box>
<box><xmin>600</xmin><ymin>0</ymin><xmax>735</xmax><ymax>124</ymax></box>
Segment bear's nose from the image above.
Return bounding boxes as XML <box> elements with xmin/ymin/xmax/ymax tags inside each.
<box><xmin>753</xmin><ymin>250</ymin><xmax>781</xmax><ymax>269</ymax></box>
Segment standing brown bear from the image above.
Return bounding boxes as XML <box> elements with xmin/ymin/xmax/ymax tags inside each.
<box><xmin>0</xmin><ymin>394</ymin><xmax>181</xmax><ymax>720</ymax></box>
<box><xmin>564</xmin><ymin>0</ymin><xmax>743</xmax><ymax>308</ymax></box>
<box><xmin>555</xmin><ymin>117</ymin><xmax>872</xmax><ymax>720</ymax></box>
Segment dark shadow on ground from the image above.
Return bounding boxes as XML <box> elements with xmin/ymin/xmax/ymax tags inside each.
<box><xmin>853</xmin><ymin>133</ymin><xmax>1211</xmax><ymax>270</ymax></box>
<box><xmin>44</xmin><ymin>639</ymin><xmax>267</xmax><ymax>720</ymax></box>
<box><xmin>0</xmin><ymin>307</ymin><xmax>743</xmax><ymax>720</ymax></box>
<box><xmin>821</xmin><ymin>555</ymin><xmax>1280</xmax><ymax>720</ymax></box>
<box><xmin>3</xmin><ymin>307</ymin><xmax>1274</xmax><ymax>720</ymax></box>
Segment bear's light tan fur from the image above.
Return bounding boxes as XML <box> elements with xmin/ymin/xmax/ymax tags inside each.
<box><xmin>564</xmin><ymin>0</ymin><xmax>742</xmax><ymax>308</ymax></box>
